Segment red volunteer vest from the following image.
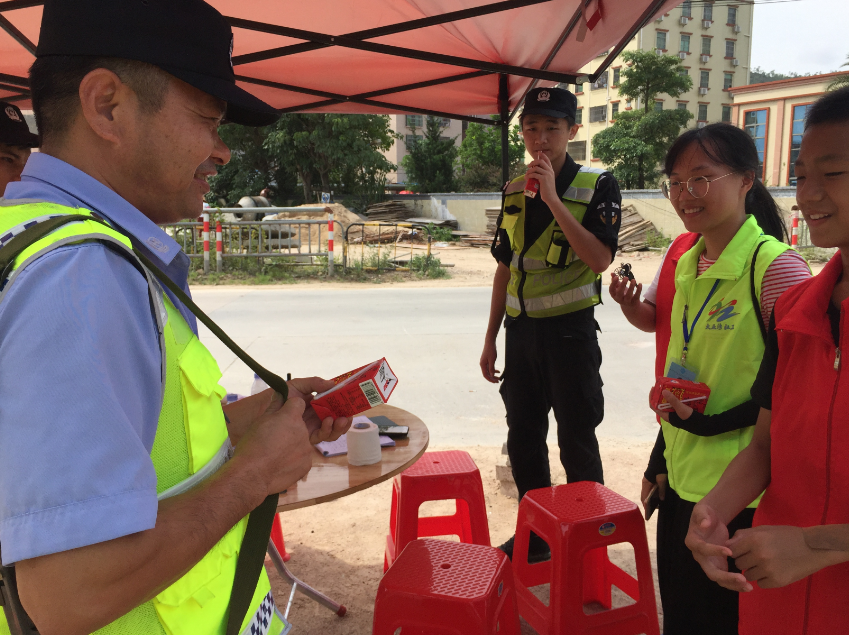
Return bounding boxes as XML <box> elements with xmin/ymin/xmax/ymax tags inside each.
<box><xmin>654</xmin><ymin>232</ymin><xmax>700</xmax><ymax>380</ymax></box>
<box><xmin>739</xmin><ymin>253</ymin><xmax>849</xmax><ymax>635</ymax></box>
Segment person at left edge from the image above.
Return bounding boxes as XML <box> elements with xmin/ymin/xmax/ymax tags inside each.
<box><xmin>480</xmin><ymin>86</ymin><xmax>622</xmax><ymax>562</ymax></box>
<box><xmin>0</xmin><ymin>1</ymin><xmax>350</xmax><ymax>634</ymax></box>
<box><xmin>0</xmin><ymin>100</ymin><xmax>38</xmax><ymax>193</ymax></box>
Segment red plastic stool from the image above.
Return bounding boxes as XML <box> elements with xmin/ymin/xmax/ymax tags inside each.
<box><xmin>373</xmin><ymin>539</ymin><xmax>520</xmax><ymax>635</ymax></box>
<box><xmin>270</xmin><ymin>513</ymin><xmax>291</xmax><ymax>562</ymax></box>
<box><xmin>512</xmin><ymin>482</ymin><xmax>659</xmax><ymax>635</ymax></box>
<box><xmin>384</xmin><ymin>450</ymin><xmax>490</xmax><ymax>572</ymax></box>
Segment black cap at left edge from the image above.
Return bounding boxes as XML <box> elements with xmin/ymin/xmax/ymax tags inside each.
<box><xmin>0</xmin><ymin>102</ymin><xmax>39</xmax><ymax>148</ymax></box>
<box><xmin>36</xmin><ymin>0</ymin><xmax>280</xmax><ymax>127</ymax></box>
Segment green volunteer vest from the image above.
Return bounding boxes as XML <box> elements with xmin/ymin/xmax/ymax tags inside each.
<box><xmin>499</xmin><ymin>166</ymin><xmax>604</xmax><ymax>318</ymax></box>
<box><xmin>661</xmin><ymin>215</ymin><xmax>800</xmax><ymax>504</ymax></box>
<box><xmin>0</xmin><ymin>202</ymin><xmax>285</xmax><ymax>635</ymax></box>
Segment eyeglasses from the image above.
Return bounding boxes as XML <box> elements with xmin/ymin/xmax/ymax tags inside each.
<box><xmin>661</xmin><ymin>171</ymin><xmax>739</xmax><ymax>200</ymax></box>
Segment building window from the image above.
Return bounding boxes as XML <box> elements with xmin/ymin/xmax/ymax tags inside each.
<box><xmin>700</xmin><ymin>70</ymin><xmax>710</xmax><ymax>88</ymax></box>
<box><xmin>701</xmin><ymin>37</ymin><xmax>711</xmax><ymax>55</ymax></box>
<box><xmin>405</xmin><ymin>115</ymin><xmax>423</xmax><ymax>129</ymax></box>
<box><xmin>744</xmin><ymin>109</ymin><xmax>768</xmax><ymax>178</ymax></box>
<box><xmin>728</xmin><ymin>6</ymin><xmax>737</xmax><ymax>25</ymax></box>
<box><xmin>589</xmin><ymin>105</ymin><xmax>607</xmax><ymax>123</ymax></box>
<box><xmin>789</xmin><ymin>104</ymin><xmax>811</xmax><ymax>184</ymax></box>
<box><xmin>677</xmin><ymin>102</ymin><xmax>689</xmax><ymax>111</ymax></box>
<box><xmin>723</xmin><ymin>72</ymin><xmax>733</xmax><ymax>90</ymax></box>
<box><xmin>725</xmin><ymin>40</ymin><xmax>735</xmax><ymax>58</ymax></box>
<box><xmin>698</xmin><ymin>104</ymin><xmax>709</xmax><ymax>121</ymax></box>
<box><xmin>679</xmin><ymin>68</ymin><xmax>690</xmax><ymax>78</ymax></box>
<box><xmin>682</xmin><ymin>0</ymin><xmax>692</xmax><ymax>18</ymax></box>
<box><xmin>656</xmin><ymin>31</ymin><xmax>667</xmax><ymax>50</ymax></box>
<box><xmin>722</xmin><ymin>105</ymin><xmax>732</xmax><ymax>122</ymax></box>
<box><xmin>575</xmin><ymin>108</ymin><xmax>583</xmax><ymax>125</ymax></box>
<box><xmin>703</xmin><ymin>3</ymin><xmax>713</xmax><ymax>21</ymax></box>
<box><xmin>591</xmin><ymin>72</ymin><xmax>608</xmax><ymax>90</ymax></box>
<box><xmin>654</xmin><ymin>101</ymin><xmax>664</xmax><ymax>112</ymax></box>
<box><xmin>680</xmin><ymin>34</ymin><xmax>691</xmax><ymax>53</ymax></box>
<box><xmin>611</xmin><ymin>102</ymin><xmax>619</xmax><ymax>118</ymax></box>
<box><xmin>575</xmin><ymin>82</ymin><xmax>584</xmax><ymax>93</ymax></box>
<box><xmin>441</xmin><ymin>118</ymin><xmax>451</xmax><ymax>128</ymax></box>
<box><xmin>612</xmin><ymin>67</ymin><xmax>620</xmax><ymax>85</ymax></box>
<box><xmin>404</xmin><ymin>134</ymin><xmax>422</xmax><ymax>149</ymax></box>
<box><xmin>568</xmin><ymin>141</ymin><xmax>587</xmax><ymax>161</ymax></box>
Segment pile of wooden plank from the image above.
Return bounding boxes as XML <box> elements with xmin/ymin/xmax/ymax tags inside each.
<box><xmin>456</xmin><ymin>232</ymin><xmax>492</xmax><ymax>248</ymax></box>
<box><xmin>485</xmin><ymin>207</ymin><xmax>501</xmax><ymax>234</ymax></box>
<box><xmin>362</xmin><ymin>201</ymin><xmax>410</xmax><ymax>222</ymax></box>
<box><xmin>405</xmin><ymin>217</ymin><xmax>459</xmax><ymax>230</ymax></box>
<box><xmin>617</xmin><ymin>204</ymin><xmax>659</xmax><ymax>253</ymax></box>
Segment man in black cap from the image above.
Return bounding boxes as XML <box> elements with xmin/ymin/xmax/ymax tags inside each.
<box><xmin>0</xmin><ymin>101</ymin><xmax>38</xmax><ymax>194</ymax></box>
<box><xmin>480</xmin><ymin>86</ymin><xmax>622</xmax><ymax>561</ymax></box>
<box><xmin>0</xmin><ymin>1</ymin><xmax>348</xmax><ymax>634</ymax></box>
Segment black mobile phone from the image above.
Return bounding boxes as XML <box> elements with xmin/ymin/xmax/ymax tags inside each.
<box><xmin>643</xmin><ymin>484</ymin><xmax>661</xmax><ymax>521</ymax></box>
<box><xmin>369</xmin><ymin>415</ymin><xmax>409</xmax><ymax>438</ymax></box>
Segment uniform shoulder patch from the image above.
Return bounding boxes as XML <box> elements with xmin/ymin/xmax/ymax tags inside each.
<box><xmin>504</xmin><ymin>180</ymin><xmax>525</xmax><ymax>195</ymax></box>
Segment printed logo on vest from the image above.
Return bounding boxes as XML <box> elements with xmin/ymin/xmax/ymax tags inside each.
<box><xmin>146</xmin><ymin>236</ymin><xmax>169</xmax><ymax>253</ymax></box>
<box><xmin>705</xmin><ymin>297</ymin><xmax>740</xmax><ymax>330</ymax></box>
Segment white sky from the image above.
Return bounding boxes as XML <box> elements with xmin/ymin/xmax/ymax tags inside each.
<box><xmin>750</xmin><ymin>0</ymin><xmax>847</xmax><ymax>74</ymax></box>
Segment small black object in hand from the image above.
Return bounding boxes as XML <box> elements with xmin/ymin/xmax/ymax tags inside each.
<box><xmin>614</xmin><ymin>263</ymin><xmax>634</xmax><ymax>281</ymax></box>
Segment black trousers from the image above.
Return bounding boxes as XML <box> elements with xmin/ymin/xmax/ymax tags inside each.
<box><xmin>657</xmin><ymin>487</ymin><xmax>755</xmax><ymax>635</ymax></box>
<box><xmin>500</xmin><ymin>315</ymin><xmax>605</xmax><ymax>500</ymax></box>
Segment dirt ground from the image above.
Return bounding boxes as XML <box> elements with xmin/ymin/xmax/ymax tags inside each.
<box><xmin>266</xmin><ymin>440</ymin><xmax>661</xmax><ymax>634</ymax></box>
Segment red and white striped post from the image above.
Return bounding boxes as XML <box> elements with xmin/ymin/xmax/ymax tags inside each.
<box><xmin>202</xmin><ymin>213</ymin><xmax>210</xmax><ymax>274</ymax></box>
<box><xmin>790</xmin><ymin>208</ymin><xmax>800</xmax><ymax>249</ymax></box>
<box><xmin>327</xmin><ymin>212</ymin><xmax>335</xmax><ymax>276</ymax></box>
<box><xmin>216</xmin><ymin>221</ymin><xmax>223</xmax><ymax>273</ymax></box>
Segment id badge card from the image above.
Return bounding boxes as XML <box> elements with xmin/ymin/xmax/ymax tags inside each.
<box><xmin>667</xmin><ymin>361</ymin><xmax>698</xmax><ymax>382</ymax></box>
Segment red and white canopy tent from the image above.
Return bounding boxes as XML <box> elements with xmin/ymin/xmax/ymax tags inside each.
<box><xmin>0</xmin><ymin>0</ymin><xmax>679</xmax><ymax>181</ymax></box>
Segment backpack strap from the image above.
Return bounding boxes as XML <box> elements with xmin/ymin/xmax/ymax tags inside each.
<box><xmin>0</xmin><ymin>214</ymin><xmax>283</xmax><ymax>635</ymax></box>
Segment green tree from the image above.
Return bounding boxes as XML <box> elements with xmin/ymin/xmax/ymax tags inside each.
<box><xmin>593</xmin><ymin>108</ymin><xmax>692</xmax><ymax>189</ymax></box>
<box><xmin>828</xmin><ymin>54</ymin><xmax>849</xmax><ymax>91</ymax></box>
<box><xmin>402</xmin><ymin>116</ymin><xmax>458</xmax><ymax>193</ymax></box>
<box><xmin>749</xmin><ymin>66</ymin><xmax>809</xmax><ymax>85</ymax></box>
<box><xmin>617</xmin><ymin>50</ymin><xmax>693</xmax><ymax>112</ymax></box>
<box><xmin>456</xmin><ymin>117</ymin><xmax>526</xmax><ymax>191</ymax></box>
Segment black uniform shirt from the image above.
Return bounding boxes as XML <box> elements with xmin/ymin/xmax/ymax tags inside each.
<box><xmin>491</xmin><ymin>155</ymin><xmax>622</xmax><ymax>334</ymax></box>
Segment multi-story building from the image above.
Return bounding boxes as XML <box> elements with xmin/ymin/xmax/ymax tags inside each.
<box><xmin>382</xmin><ymin>115</ymin><xmax>465</xmax><ymax>185</ymax></box>
<box><xmin>570</xmin><ymin>0</ymin><xmax>754</xmax><ymax>167</ymax></box>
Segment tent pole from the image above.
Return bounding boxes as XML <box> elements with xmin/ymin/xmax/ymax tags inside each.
<box><xmin>499</xmin><ymin>74</ymin><xmax>509</xmax><ymax>186</ymax></box>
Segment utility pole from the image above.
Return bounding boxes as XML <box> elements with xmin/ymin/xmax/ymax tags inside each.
<box><xmin>499</xmin><ymin>74</ymin><xmax>510</xmax><ymax>186</ymax></box>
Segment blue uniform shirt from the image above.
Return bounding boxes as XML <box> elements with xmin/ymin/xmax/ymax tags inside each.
<box><xmin>0</xmin><ymin>153</ymin><xmax>199</xmax><ymax>565</ymax></box>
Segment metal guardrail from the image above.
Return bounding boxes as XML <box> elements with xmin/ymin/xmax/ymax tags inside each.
<box><xmin>343</xmin><ymin>222</ymin><xmax>432</xmax><ymax>273</ymax></box>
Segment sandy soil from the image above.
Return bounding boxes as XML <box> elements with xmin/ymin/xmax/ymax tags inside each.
<box><xmin>266</xmin><ymin>440</ymin><xmax>661</xmax><ymax>634</ymax></box>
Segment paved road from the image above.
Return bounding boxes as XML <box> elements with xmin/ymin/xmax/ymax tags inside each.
<box><xmin>194</xmin><ymin>286</ymin><xmax>659</xmax><ymax>447</ymax></box>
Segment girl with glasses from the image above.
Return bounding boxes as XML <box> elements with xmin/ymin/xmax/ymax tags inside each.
<box><xmin>609</xmin><ymin>123</ymin><xmax>810</xmax><ymax>635</ymax></box>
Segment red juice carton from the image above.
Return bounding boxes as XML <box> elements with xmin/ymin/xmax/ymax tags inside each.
<box><xmin>524</xmin><ymin>177</ymin><xmax>540</xmax><ymax>198</ymax></box>
<box><xmin>650</xmin><ymin>377</ymin><xmax>711</xmax><ymax>414</ymax></box>
<box><xmin>311</xmin><ymin>358</ymin><xmax>398</xmax><ymax>420</ymax></box>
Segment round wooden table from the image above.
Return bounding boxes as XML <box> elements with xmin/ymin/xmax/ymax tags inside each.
<box><xmin>275</xmin><ymin>404</ymin><xmax>429</xmax><ymax>512</ymax></box>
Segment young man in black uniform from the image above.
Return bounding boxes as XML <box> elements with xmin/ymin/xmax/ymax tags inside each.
<box><xmin>479</xmin><ymin>87</ymin><xmax>622</xmax><ymax>560</ymax></box>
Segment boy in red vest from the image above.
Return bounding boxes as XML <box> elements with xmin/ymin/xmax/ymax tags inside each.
<box><xmin>685</xmin><ymin>87</ymin><xmax>849</xmax><ymax>634</ymax></box>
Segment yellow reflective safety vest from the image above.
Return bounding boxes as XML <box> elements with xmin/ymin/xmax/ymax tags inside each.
<box><xmin>498</xmin><ymin>166</ymin><xmax>604</xmax><ymax>318</ymax></box>
<box><xmin>661</xmin><ymin>215</ymin><xmax>803</xmax><ymax>504</ymax></box>
<box><xmin>0</xmin><ymin>202</ymin><xmax>286</xmax><ymax>635</ymax></box>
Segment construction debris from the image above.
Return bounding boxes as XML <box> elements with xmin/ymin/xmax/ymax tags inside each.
<box><xmin>457</xmin><ymin>233</ymin><xmax>493</xmax><ymax>248</ymax></box>
<box><xmin>485</xmin><ymin>206</ymin><xmax>501</xmax><ymax>234</ymax></box>
<box><xmin>362</xmin><ymin>201</ymin><xmax>410</xmax><ymax>223</ymax></box>
<box><xmin>405</xmin><ymin>217</ymin><xmax>459</xmax><ymax>230</ymax></box>
<box><xmin>616</xmin><ymin>204</ymin><xmax>661</xmax><ymax>253</ymax></box>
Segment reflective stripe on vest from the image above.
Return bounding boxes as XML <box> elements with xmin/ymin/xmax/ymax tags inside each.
<box><xmin>0</xmin><ymin>203</ymin><xmax>284</xmax><ymax>635</ymax></box>
<box><xmin>500</xmin><ymin>167</ymin><xmax>604</xmax><ymax>318</ymax></box>
<box><xmin>661</xmin><ymin>215</ymin><xmax>800</xmax><ymax>504</ymax></box>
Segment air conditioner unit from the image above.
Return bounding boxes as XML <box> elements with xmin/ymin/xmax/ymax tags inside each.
<box><xmin>656</xmin><ymin>14</ymin><xmax>665</xmax><ymax>21</ymax></box>
<box><xmin>680</xmin><ymin>16</ymin><xmax>689</xmax><ymax>25</ymax></box>
<box><xmin>733</xmin><ymin>24</ymin><xmax>741</xmax><ymax>33</ymax></box>
<box><xmin>699</xmin><ymin>87</ymin><xmax>709</xmax><ymax>95</ymax></box>
<box><xmin>702</xmin><ymin>19</ymin><xmax>712</xmax><ymax>28</ymax></box>
<box><xmin>678</xmin><ymin>51</ymin><xmax>688</xmax><ymax>60</ymax></box>
<box><xmin>655</xmin><ymin>48</ymin><xmax>664</xmax><ymax>55</ymax></box>
<box><xmin>700</xmin><ymin>54</ymin><xmax>710</xmax><ymax>63</ymax></box>
<box><xmin>732</xmin><ymin>58</ymin><xmax>740</xmax><ymax>66</ymax></box>
<box><xmin>697</xmin><ymin>121</ymin><xmax>707</xmax><ymax>128</ymax></box>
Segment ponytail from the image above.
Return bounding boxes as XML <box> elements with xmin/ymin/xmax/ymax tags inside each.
<box><xmin>664</xmin><ymin>123</ymin><xmax>788</xmax><ymax>243</ymax></box>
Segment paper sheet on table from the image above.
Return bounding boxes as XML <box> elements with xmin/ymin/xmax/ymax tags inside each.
<box><xmin>315</xmin><ymin>416</ymin><xmax>395</xmax><ymax>457</ymax></box>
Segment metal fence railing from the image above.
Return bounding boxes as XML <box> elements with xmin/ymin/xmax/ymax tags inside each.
<box><xmin>161</xmin><ymin>219</ymin><xmax>344</xmax><ymax>273</ymax></box>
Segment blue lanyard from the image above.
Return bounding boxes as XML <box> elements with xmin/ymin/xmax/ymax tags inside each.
<box><xmin>681</xmin><ymin>279</ymin><xmax>721</xmax><ymax>364</ymax></box>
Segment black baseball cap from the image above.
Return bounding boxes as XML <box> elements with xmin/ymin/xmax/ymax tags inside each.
<box><xmin>0</xmin><ymin>102</ymin><xmax>39</xmax><ymax>148</ymax></box>
<box><xmin>36</xmin><ymin>0</ymin><xmax>280</xmax><ymax>127</ymax></box>
<box><xmin>523</xmin><ymin>87</ymin><xmax>578</xmax><ymax>121</ymax></box>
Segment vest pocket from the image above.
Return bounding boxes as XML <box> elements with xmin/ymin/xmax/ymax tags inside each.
<box><xmin>178</xmin><ymin>337</ymin><xmax>229</xmax><ymax>474</ymax></box>
<box><xmin>546</xmin><ymin>230</ymin><xmax>572</xmax><ymax>268</ymax></box>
